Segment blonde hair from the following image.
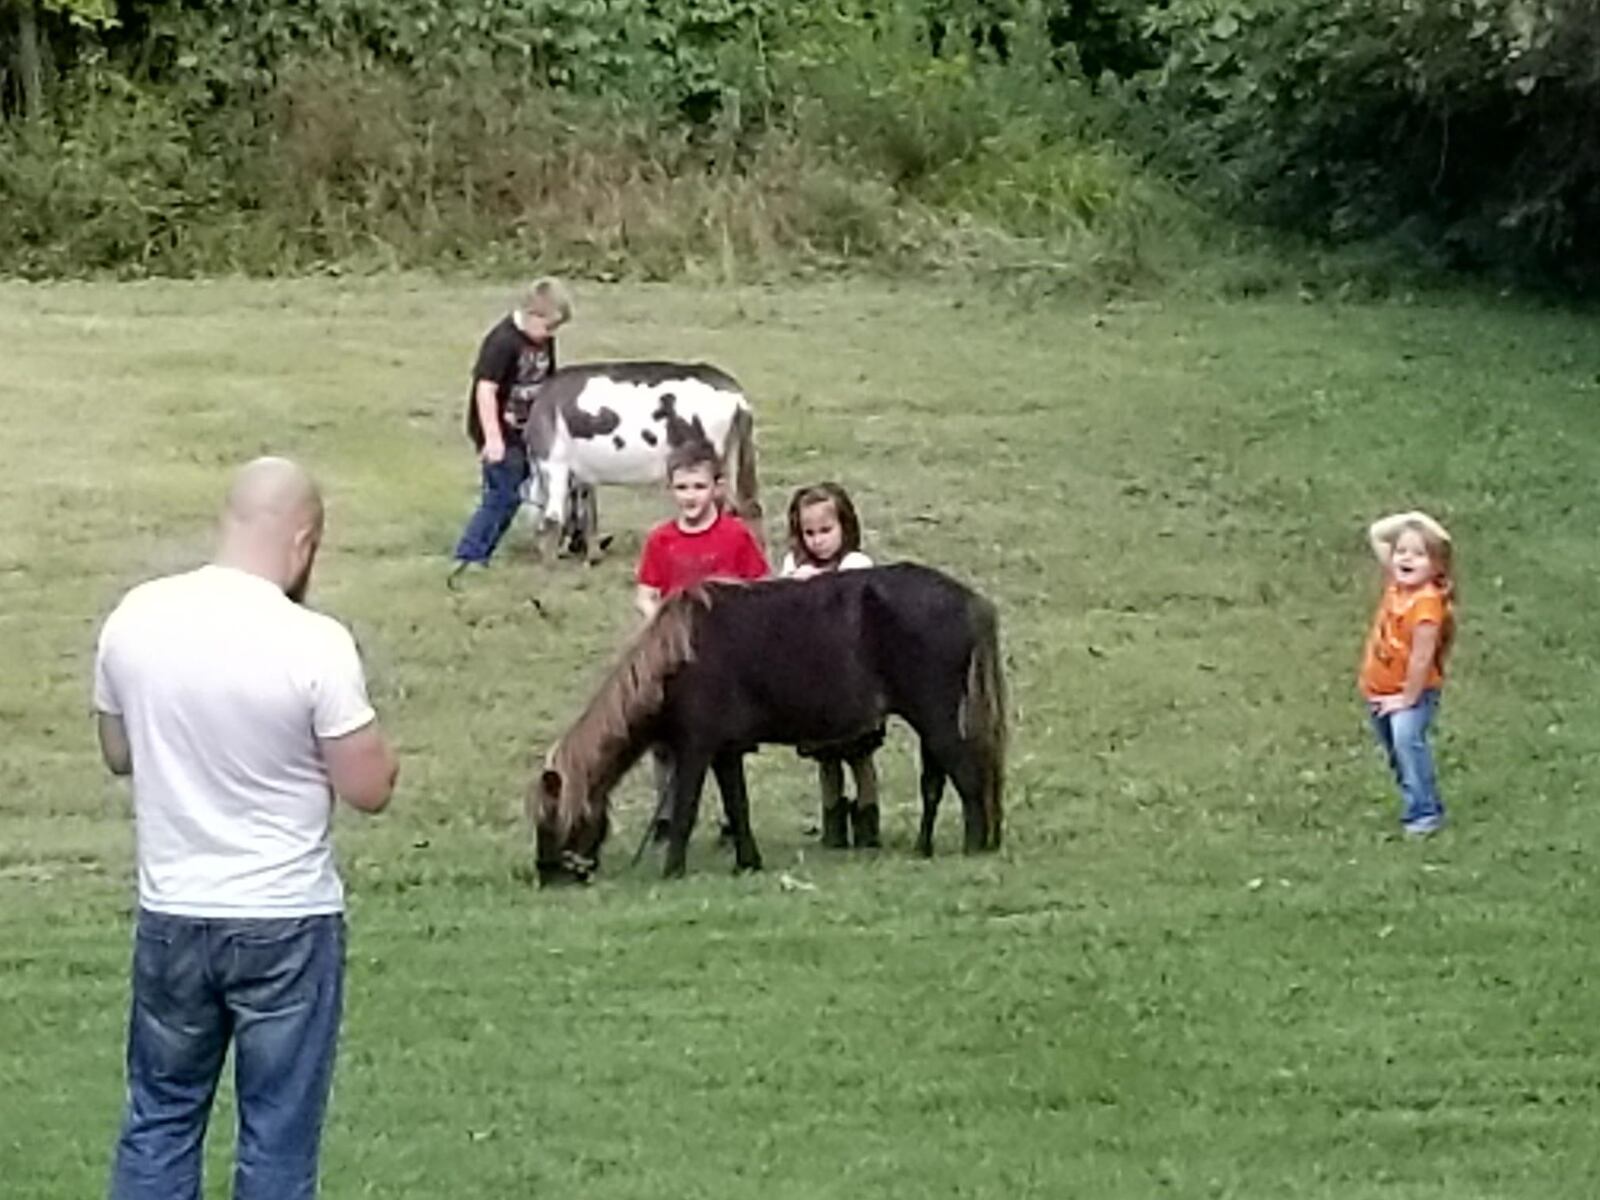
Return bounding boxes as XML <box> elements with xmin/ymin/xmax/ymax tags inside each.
<box><xmin>519</xmin><ymin>277</ymin><xmax>574</xmax><ymax>326</ymax></box>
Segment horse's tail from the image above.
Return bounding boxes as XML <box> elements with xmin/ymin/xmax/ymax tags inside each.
<box><xmin>726</xmin><ymin>402</ymin><xmax>762</xmax><ymax>521</ymax></box>
<box><xmin>959</xmin><ymin>594</ymin><xmax>1007</xmax><ymax>850</ymax></box>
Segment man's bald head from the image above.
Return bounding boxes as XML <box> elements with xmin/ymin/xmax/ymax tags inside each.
<box><xmin>216</xmin><ymin>457</ymin><xmax>326</xmax><ymax>600</ymax></box>
<box><xmin>225</xmin><ymin>457</ymin><xmax>324</xmax><ymax>529</ymax></box>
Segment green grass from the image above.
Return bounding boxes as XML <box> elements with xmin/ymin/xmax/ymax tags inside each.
<box><xmin>3</xmin><ymin>278</ymin><xmax>1600</xmax><ymax>1198</ymax></box>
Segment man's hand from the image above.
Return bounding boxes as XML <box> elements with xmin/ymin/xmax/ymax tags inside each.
<box><xmin>480</xmin><ymin>439</ymin><xmax>506</xmax><ymax>466</ymax></box>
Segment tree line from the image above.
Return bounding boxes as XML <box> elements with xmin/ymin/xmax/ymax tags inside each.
<box><xmin>3</xmin><ymin>0</ymin><xmax>1597</xmax><ymax>288</ymax></box>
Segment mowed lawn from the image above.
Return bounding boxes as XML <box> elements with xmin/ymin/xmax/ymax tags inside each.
<box><xmin>3</xmin><ymin>278</ymin><xmax>1599</xmax><ymax>1199</ymax></box>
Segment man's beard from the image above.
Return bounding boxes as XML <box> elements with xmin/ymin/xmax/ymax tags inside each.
<box><xmin>286</xmin><ymin>560</ymin><xmax>314</xmax><ymax>605</ymax></box>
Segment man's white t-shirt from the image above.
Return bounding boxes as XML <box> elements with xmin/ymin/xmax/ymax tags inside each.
<box><xmin>93</xmin><ymin>565</ymin><xmax>375</xmax><ymax>917</ymax></box>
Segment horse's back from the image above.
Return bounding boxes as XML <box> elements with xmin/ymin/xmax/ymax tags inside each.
<box><xmin>546</xmin><ymin>361</ymin><xmax>743</xmax><ymax>393</ymax></box>
<box><xmin>674</xmin><ymin>565</ymin><xmax>991</xmax><ymax>745</ymax></box>
<box><xmin>699</xmin><ymin>564</ymin><xmax>982</xmax><ymax>663</ymax></box>
<box><xmin>531</xmin><ymin>360</ymin><xmax>749</xmax><ymax>486</ymax></box>
<box><xmin>860</xmin><ymin>563</ymin><xmax>987</xmax><ymax>631</ymax></box>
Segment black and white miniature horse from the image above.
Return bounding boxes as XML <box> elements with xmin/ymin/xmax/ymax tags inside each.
<box><xmin>522</xmin><ymin>361</ymin><xmax>760</xmax><ymax>560</ymax></box>
<box><xmin>530</xmin><ymin>564</ymin><xmax>1006</xmax><ymax>882</ymax></box>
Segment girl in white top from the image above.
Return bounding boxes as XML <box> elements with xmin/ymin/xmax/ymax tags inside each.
<box><xmin>781</xmin><ymin>483</ymin><xmax>883</xmax><ymax>848</ymax></box>
<box><xmin>780</xmin><ymin>481</ymin><xmax>873</xmax><ymax>578</ymax></box>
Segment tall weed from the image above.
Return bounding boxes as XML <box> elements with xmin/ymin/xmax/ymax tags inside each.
<box><xmin>0</xmin><ymin>25</ymin><xmax>1211</xmax><ymax>290</ymax></box>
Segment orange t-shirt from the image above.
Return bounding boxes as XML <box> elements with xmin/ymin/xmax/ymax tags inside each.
<box><xmin>1359</xmin><ymin>582</ymin><xmax>1450</xmax><ymax>698</ymax></box>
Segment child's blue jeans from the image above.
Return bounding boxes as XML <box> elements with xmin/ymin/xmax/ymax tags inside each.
<box><xmin>1368</xmin><ymin>688</ymin><xmax>1444</xmax><ymax>831</ymax></box>
<box><xmin>109</xmin><ymin>911</ymin><xmax>345</xmax><ymax>1200</ymax></box>
<box><xmin>453</xmin><ymin>444</ymin><xmax>530</xmax><ymax>564</ymax></box>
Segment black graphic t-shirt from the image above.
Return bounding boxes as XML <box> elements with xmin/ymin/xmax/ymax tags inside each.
<box><xmin>464</xmin><ymin>316</ymin><xmax>557</xmax><ymax>448</ymax></box>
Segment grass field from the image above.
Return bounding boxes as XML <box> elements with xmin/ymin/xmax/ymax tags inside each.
<box><xmin>3</xmin><ymin>278</ymin><xmax>1600</xmax><ymax>1198</ymax></box>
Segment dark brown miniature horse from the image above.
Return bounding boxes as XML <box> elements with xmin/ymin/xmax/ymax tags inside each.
<box><xmin>530</xmin><ymin>564</ymin><xmax>1006</xmax><ymax>882</ymax></box>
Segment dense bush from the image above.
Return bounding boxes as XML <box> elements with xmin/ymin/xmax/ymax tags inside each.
<box><xmin>5</xmin><ymin>0</ymin><xmax>1599</xmax><ymax>290</ymax></box>
<box><xmin>1139</xmin><ymin>0</ymin><xmax>1600</xmax><ymax>287</ymax></box>
<box><xmin>0</xmin><ymin>1</ymin><xmax>1187</xmax><ymax>284</ymax></box>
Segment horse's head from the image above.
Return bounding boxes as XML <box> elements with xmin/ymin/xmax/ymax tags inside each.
<box><xmin>530</xmin><ymin>763</ymin><xmax>610</xmax><ymax>887</ymax></box>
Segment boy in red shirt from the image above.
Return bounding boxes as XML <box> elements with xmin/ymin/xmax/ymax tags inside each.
<box><xmin>635</xmin><ymin>441</ymin><xmax>769</xmax><ymax>619</ymax></box>
<box><xmin>635</xmin><ymin>441</ymin><xmax>767</xmax><ymax>843</ymax></box>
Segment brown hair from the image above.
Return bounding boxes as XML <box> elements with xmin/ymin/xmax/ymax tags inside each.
<box><xmin>666</xmin><ymin>439</ymin><xmax>722</xmax><ymax>484</ymax></box>
<box><xmin>533</xmin><ymin>595</ymin><xmax>703</xmax><ymax>838</ymax></box>
<box><xmin>786</xmin><ymin>482</ymin><xmax>862</xmax><ymax>569</ymax></box>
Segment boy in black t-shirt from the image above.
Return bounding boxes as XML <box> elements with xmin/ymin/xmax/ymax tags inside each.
<box><xmin>449</xmin><ymin>278</ymin><xmax>573</xmax><ymax>583</ymax></box>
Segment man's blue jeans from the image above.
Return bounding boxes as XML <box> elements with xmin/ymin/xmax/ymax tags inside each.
<box><xmin>453</xmin><ymin>444</ymin><xmax>530</xmax><ymax>564</ymax></box>
<box><xmin>109</xmin><ymin>911</ymin><xmax>345</xmax><ymax>1200</ymax></box>
<box><xmin>1368</xmin><ymin>688</ymin><xmax>1444</xmax><ymax>831</ymax></box>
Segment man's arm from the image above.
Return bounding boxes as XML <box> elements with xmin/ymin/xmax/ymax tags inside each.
<box><xmin>97</xmin><ymin>713</ymin><xmax>132</xmax><ymax>776</ymax></box>
<box><xmin>635</xmin><ymin>584</ymin><xmax>661</xmax><ymax>622</ymax></box>
<box><xmin>319</xmin><ymin>721</ymin><xmax>398</xmax><ymax>813</ymax></box>
<box><xmin>474</xmin><ymin>380</ymin><xmax>504</xmax><ymax>463</ymax></box>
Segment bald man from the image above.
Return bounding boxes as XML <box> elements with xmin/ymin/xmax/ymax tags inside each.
<box><xmin>93</xmin><ymin>457</ymin><xmax>397</xmax><ymax>1200</ymax></box>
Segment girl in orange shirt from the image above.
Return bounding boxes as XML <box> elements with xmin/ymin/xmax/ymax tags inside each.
<box><xmin>1359</xmin><ymin>511</ymin><xmax>1455</xmax><ymax>836</ymax></box>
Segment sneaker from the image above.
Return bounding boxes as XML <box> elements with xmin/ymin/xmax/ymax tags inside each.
<box><xmin>1402</xmin><ymin>818</ymin><xmax>1442</xmax><ymax>838</ymax></box>
<box><xmin>446</xmin><ymin>560</ymin><xmax>486</xmax><ymax>590</ymax></box>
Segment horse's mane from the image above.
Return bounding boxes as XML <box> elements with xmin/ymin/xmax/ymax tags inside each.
<box><xmin>545</xmin><ymin>590</ymin><xmax>708</xmax><ymax>834</ymax></box>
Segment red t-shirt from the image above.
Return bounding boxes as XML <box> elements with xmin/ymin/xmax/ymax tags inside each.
<box><xmin>636</xmin><ymin>512</ymin><xmax>769</xmax><ymax>597</ymax></box>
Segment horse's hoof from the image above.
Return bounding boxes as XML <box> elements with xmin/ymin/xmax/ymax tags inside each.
<box><xmin>734</xmin><ymin>855</ymin><xmax>763</xmax><ymax>874</ymax></box>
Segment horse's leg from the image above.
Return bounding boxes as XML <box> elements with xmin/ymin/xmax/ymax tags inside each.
<box><xmin>710</xmin><ymin>753</ymin><xmax>762</xmax><ymax>873</ymax></box>
<box><xmin>538</xmin><ymin>460</ymin><xmax>571</xmax><ymax>560</ymax></box>
<box><xmin>559</xmin><ymin>480</ymin><xmax>585</xmax><ymax>558</ymax></box>
<box><xmin>818</xmin><ymin>759</ymin><xmax>850</xmax><ymax>849</ymax></box>
<box><xmin>916</xmin><ymin>747</ymin><xmax>945</xmax><ymax>858</ymax></box>
<box><xmin>581</xmin><ymin>485</ymin><xmax>605</xmax><ymax>565</ymax></box>
<box><xmin>929</xmin><ymin>738</ymin><xmax>990</xmax><ymax>854</ymax></box>
<box><xmin>648</xmin><ymin>745</ymin><xmax>674</xmax><ymax>841</ymax></box>
<box><xmin>521</xmin><ymin>466</ymin><xmax>548</xmax><ymax>532</ymax></box>
<box><xmin>663</xmin><ymin>751</ymin><xmax>710</xmax><ymax>879</ymax></box>
<box><xmin>908</xmin><ymin>703</ymin><xmax>994</xmax><ymax>854</ymax></box>
<box><xmin>848</xmin><ymin>752</ymin><xmax>881</xmax><ymax>849</ymax></box>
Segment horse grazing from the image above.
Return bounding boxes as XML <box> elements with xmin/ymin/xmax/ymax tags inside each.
<box><xmin>523</xmin><ymin>361</ymin><xmax>760</xmax><ymax>560</ymax></box>
<box><xmin>530</xmin><ymin>564</ymin><xmax>1006</xmax><ymax>883</ymax></box>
